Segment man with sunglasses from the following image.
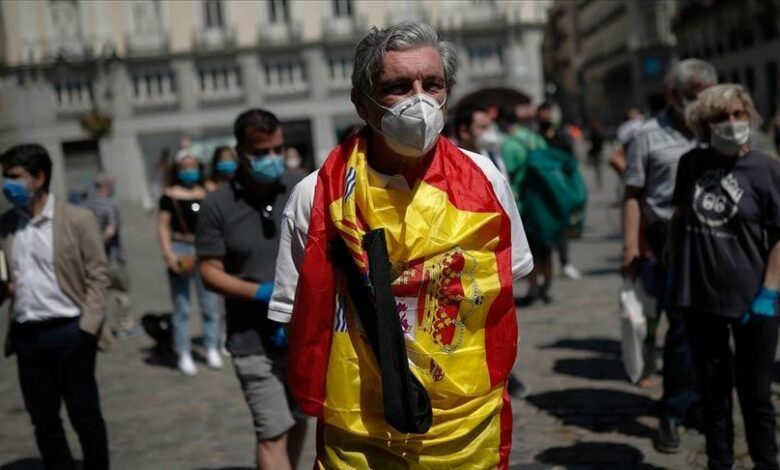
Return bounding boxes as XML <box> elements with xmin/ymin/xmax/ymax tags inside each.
<box><xmin>196</xmin><ymin>109</ymin><xmax>306</xmax><ymax>469</ymax></box>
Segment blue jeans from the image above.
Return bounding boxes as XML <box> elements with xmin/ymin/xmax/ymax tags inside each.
<box><xmin>168</xmin><ymin>242</ymin><xmax>219</xmax><ymax>354</ymax></box>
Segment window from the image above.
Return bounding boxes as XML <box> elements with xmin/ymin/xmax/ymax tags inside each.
<box><xmin>332</xmin><ymin>0</ymin><xmax>353</xmax><ymax>18</ymax></box>
<box><xmin>745</xmin><ymin>66</ymin><xmax>755</xmax><ymax>93</ymax></box>
<box><xmin>204</xmin><ymin>0</ymin><xmax>224</xmax><ymax>28</ymax></box>
<box><xmin>131</xmin><ymin>0</ymin><xmax>161</xmax><ymax>36</ymax></box>
<box><xmin>49</xmin><ymin>0</ymin><xmax>82</xmax><ymax>50</ymax></box>
<box><xmin>269</xmin><ymin>0</ymin><xmax>290</xmax><ymax>23</ymax></box>
<box><xmin>767</xmin><ymin>61</ymin><xmax>778</xmax><ymax>116</ymax></box>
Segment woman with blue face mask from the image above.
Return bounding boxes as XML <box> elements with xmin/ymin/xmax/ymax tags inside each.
<box><xmin>205</xmin><ymin>146</ymin><xmax>237</xmax><ymax>193</ymax></box>
<box><xmin>156</xmin><ymin>148</ymin><xmax>221</xmax><ymax>376</ymax></box>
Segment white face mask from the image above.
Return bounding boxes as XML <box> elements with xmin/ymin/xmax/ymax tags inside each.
<box><xmin>709</xmin><ymin>121</ymin><xmax>750</xmax><ymax>157</ymax></box>
<box><xmin>475</xmin><ymin>125</ymin><xmax>502</xmax><ymax>154</ymax></box>
<box><xmin>365</xmin><ymin>93</ymin><xmax>446</xmax><ymax>158</ymax></box>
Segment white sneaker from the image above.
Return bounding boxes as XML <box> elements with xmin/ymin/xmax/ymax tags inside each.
<box><xmin>206</xmin><ymin>347</ymin><xmax>224</xmax><ymax>370</ymax></box>
<box><xmin>178</xmin><ymin>352</ymin><xmax>198</xmax><ymax>376</ymax></box>
<box><xmin>562</xmin><ymin>264</ymin><xmax>583</xmax><ymax>280</ymax></box>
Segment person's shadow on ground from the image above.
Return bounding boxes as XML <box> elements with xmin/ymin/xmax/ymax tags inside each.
<box><xmin>535</xmin><ymin>441</ymin><xmax>666</xmax><ymax>469</ymax></box>
<box><xmin>0</xmin><ymin>458</ymin><xmax>82</xmax><ymax>470</ymax></box>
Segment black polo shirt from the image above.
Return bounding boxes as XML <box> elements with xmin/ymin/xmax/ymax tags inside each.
<box><xmin>196</xmin><ymin>170</ymin><xmax>305</xmax><ymax>356</ymax></box>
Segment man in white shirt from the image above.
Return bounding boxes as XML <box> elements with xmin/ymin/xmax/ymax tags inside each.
<box><xmin>269</xmin><ymin>21</ymin><xmax>533</xmax><ymax>468</ymax></box>
<box><xmin>0</xmin><ymin>144</ymin><xmax>110</xmax><ymax>470</ymax></box>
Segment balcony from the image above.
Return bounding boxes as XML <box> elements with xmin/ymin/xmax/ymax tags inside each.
<box><xmin>193</xmin><ymin>27</ymin><xmax>237</xmax><ymax>51</ymax></box>
<box><xmin>129</xmin><ymin>72</ymin><xmax>177</xmax><ymax>110</ymax></box>
<box><xmin>198</xmin><ymin>66</ymin><xmax>243</xmax><ymax>104</ymax></box>
<box><xmin>257</xmin><ymin>20</ymin><xmax>303</xmax><ymax>47</ymax></box>
<box><xmin>326</xmin><ymin>55</ymin><xmax>353</xmax><ymax>92</ymax></box>
<box><xmin>52</xmin><ymin>80</ymin><xmax>93</xmax><ymax>115</ymax></box>
<box><xmin>125</xmin><ymin>32</ymin><xmax>169</xmax><ymax>57</ymax></box>
<box><xmin>322</xmin><ymin>15</ymin><xmax>366</xmax><ymax>41</ymax></box>
<box><xmin>262</xmin><ymin>60</ymin><xmax>308</xmax><ymax>97</ymax></box>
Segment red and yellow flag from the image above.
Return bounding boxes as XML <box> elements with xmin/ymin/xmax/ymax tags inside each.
<box><xmin>289</xmin><ymin>130</ymin><xmax>517</xmax><ymax>469</ymax></box>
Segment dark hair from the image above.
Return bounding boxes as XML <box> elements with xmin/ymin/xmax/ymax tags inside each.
<box><xmin>209</xmin><ymin>146</ymin><xmax>235</xmax><ymax>181</ymax></box>
<box><xmin>234</xmin><ymin>109</ymin><xmax>281</xmax><ymax>146</ymax></box>
<box><xmin>497</xmin><ymin>104</ymin><xmax>520</xmax><ymax>127</ymax></box>
<box><xmin>453</xmin><ymin>106</ymin><xmax>485</xmax><ymax>134</ymax></box>
<box><xmin>537</xmin><ymin>101</ymin><xmax>554</xmax><ymax>113</ymax></box>
<box><xmin>0</xmin><ymin>144</ymin><xmax>53</xmax><ymax>191</ymax></box>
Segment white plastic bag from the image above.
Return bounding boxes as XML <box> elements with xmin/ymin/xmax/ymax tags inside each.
<box><xmin>618</xmin><ymin>280</ymin><xmax>655</xmax><ymax>383</ymax></box>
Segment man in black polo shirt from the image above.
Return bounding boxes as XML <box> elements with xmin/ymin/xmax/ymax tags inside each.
<box><xmin>196</xmin><ymin>109</ymin><xmax>306</xmax><ymax>469</ymax></box>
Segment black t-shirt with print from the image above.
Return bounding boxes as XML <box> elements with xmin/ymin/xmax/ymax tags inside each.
<box><xmin>672</xmin><ymin>147</ymin><xmax>780</xmax><ymax>318</ymax></box>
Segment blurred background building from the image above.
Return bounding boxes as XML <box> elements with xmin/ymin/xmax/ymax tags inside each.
<box><xmin>673</xmin><ymin>0</ymin><xmax>780</xmax><ymax>122</ymax></box>
<box><xmin>543</xmin><ymin>0</ymin><xmax>678</xmax><ymax>127</ymax></box>
<box><xmin>0</xmin><ymin>0</ymin><xmax>550</xmax><ymax>204</ymax></box>
<box><xmin>543</xmin><ymin>0</ymin><xmax>780</xmax><ymax>132</ymax></box>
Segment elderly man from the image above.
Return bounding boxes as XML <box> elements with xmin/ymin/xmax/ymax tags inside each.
<box><xmin>622</xmin><ymin>58</ymin><xmax>718</xmax><ymax>453</ymax></box>
<box><xmin>269</xmin><ymin>21</ymin><xmax>533</xmax><ymax>468</ymax></box>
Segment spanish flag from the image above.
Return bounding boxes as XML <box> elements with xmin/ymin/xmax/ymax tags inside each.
<box><xmin>289</xmin><ymin>130</ymin><xmax>518</xmax><ymax>469</ymax></box>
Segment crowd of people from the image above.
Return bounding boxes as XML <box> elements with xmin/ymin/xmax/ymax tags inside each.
<box><xmin>2</xmin><ymin>19</ymin><xmax>780</xmax><ymax>470</ymax></box>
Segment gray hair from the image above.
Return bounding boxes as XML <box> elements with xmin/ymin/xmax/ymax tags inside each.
<box><xmin>351</xmin><ymin>21</ymin><xmax>458</xmax><ymax>101</ymax></box>
<box><xmin>665</xmin><ymin>58</ymin><xmax>718</xmax><ymax>95</ymax></box>
<box><xmin>685</xmin><ymin>83</ymin><xmax>762</xmax><ymax>139</ymax></box>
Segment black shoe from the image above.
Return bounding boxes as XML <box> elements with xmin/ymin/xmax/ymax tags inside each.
<box><xmin>654</xmin><ymin>416</ymin><xmax>681</xmax><ymax>453</ymax></box>
<box><xmin>507</xmin><ymin>375</ymin><xmax>530</xmax><ymax>398</ymax></box>
<box><xmin>517</xmin><ymin>294</ymin><xmax>538</xmax><ymax>307</ymax></box>
<box><xmin>539</xmin><ymin>285</ymin><xmax>552</xmax><ymax>304</ymax></box>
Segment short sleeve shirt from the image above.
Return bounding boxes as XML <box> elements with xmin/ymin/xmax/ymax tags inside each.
<box><xmin>624</xmin><ymin>110</ymin><xmax>697</xmax><ymax>224</ymax></box>
<box><xmin>196</xmin><ymin>170</ymin><xmax>304</xmax><ymax>355</ymax></box>
<box><xmin>672</xmin><ymin>148</ymin><xmax>780</xmax><ymax>318</ymax></box>
<box><xmin>268</xmin><ymin>148</ymin><xmax>535</xmax><ymax>323</ymax></box>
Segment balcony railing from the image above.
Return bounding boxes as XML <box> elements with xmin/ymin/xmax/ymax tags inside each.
<box><xmin>193</xmin><ymin>27</ymin><xmax>237</xmax><ymax>51</ymax></box>
<box><xmin>130</xmin><ymin>73</ymin><xmax>177</xmax><ymax>109</ymax></box>
<box><xmin>126</xmin><ymin>31</ymin><xmax>169</xmax><ymax>57</ymax></box>
<box><xmin>322</xmin><ymin>15</ymin><xmax>366</xmax><ymax>40</ymax></box>
<box><xmin>198</xmin><ymin>67</ymin><xmax>243</xmax><ymax>103</ymax></box>
<box><xmin>257</xmin><ymin>20</ymin><xmax>303</xmax><ymax>46</ymax></box>
<box><xmin>52</xmin><ymin>81</ymin><xmax>93</xmax><ymax>114</ymax></box>
<box><xmin>262</xmin><ymin>61</ymin><xmax>308</xmax><ymax>96</ymax></box>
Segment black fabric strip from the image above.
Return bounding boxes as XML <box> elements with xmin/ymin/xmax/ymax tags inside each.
<box><xmin>330</xmin><ymin>229</ymin><xmax>432</xmax><ymax>434</ymax></box>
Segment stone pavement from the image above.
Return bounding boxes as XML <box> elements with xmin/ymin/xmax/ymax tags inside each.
<box><xmin>1</xmin><ymin>164</ymin><xmax>778</xmax><ymax>469</ymax></box>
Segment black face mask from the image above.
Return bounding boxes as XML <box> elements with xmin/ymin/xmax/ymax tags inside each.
<box><xmin>538</xmin><ymin>121</ymin><xmax>553</xmax><ymax>133</ymax></box>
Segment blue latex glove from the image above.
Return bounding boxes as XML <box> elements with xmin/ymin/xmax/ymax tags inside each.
<box><xmin>268</xmin><ymin>324</ymin><xmax>287</xmax><ymax>350</ymax></box>
<box><xmin>742</xmin><ymin>287</ymin><xmax>779</xmax><ymax>324</ymax></box>
<box><xmin>254</xmin><ymin>282</ymin><xmax>274</xmax><ymax>304</ymax></box>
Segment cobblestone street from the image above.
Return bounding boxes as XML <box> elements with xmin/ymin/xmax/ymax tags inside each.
<box><xmin>1</xmin><ymin>168</ymin><xmax>778</xmax><ymax>469</ymax></box>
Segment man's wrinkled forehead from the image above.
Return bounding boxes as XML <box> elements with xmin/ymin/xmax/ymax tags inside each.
<box><xmin>374</xmin><ymin>48</ymin><xmax>445</xmax><ymax>87</ymax></box>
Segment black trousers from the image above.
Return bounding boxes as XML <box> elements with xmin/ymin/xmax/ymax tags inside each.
<box><xmin>685</xmin><ymin>310</ymin><xmax>778</xmax><ymax>470</ymax></box>
<box><xmin>14</xmin><ymin>317</ymin><xmax>109</xmax><ymax>470</ymax></box>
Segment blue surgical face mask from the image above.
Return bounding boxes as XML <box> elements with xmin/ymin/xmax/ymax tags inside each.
<box><xmin>178</xmin><ymin>168</ymin><xmax>201</xmax><ymax>185</ymax></box>
<box><xmin>250</xmin><ymin>155</ymin><xmax>284</xmax><ymax>183</ymax></box>
<box><xmin>3</xmin><ymin>178</ymin><xmax>32</xmax><ymax>209</ymax></box>
<box><xmin>215</xmin><ymin>160</ymin><xmax>237</xmax><ymax>175</ymax></box>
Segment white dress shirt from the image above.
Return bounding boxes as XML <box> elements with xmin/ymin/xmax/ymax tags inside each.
<box><xmin>268</xmin><ymin>147</ymin><xmax>534</xmax><ymax>323</ymax></box>
<box><xmin>12</xmin><ymin>195</ymin><xmax>81</xmax><ymax>323</ymax></box>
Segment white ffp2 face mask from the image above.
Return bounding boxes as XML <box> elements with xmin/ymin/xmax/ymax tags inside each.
<box><xmin>476</xmin><ymin>125</ymin><xmax>502</xmax><ymax>154</ymax></box>
<box><xmin>709</xmin><ymin>121</ymin><xmax>750</xmax><ymax>157</ymax></box>
<box><xmin>366</xmin><ymin>93</ymin><xmax>446</xmax><ymax>158</ymax></box>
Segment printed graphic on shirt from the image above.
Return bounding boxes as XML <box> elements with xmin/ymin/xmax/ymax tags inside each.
<box><xmin>693</xmin><ymin>169</ymin><xmax>744</xmax><ymax>228</ymax></box>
